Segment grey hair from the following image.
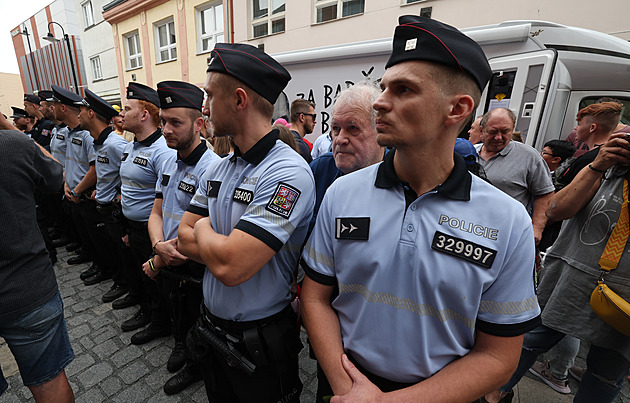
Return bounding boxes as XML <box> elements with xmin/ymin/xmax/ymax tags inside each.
<box><xmin>480</xmin><ymin>108</ymin><xmax>516</xmax><ymax>131</ymax></box>
<box><xmin>333</xmin><ymin>81</ymin><xmax>382</xmax><ymax>127</ymax></box>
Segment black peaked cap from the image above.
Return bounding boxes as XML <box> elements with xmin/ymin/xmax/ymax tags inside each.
<box><xmin>83</xmin><ymin>89</ymin><xmax>119</xmax><ymax>120</ymax></box>
<box><xmin>386</xmin><ymin>16</ymin><xmax>492</xmax><ymax>91</ymax></box>
<box><xmin>206</xmin><ymin>42</ymin><xmax>291</xmax><ymax>104</ymax></box>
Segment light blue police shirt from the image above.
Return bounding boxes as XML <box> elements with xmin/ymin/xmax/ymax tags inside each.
<box><xmin>156</xmin><ymin>142</ymin><xmax>219</xmax><ymax>240</ymax></box>
<box><xmin>119</xmin><ymin>129</ymin><xmax>175</xmax><ymax>222</ymax></box>
<box><xmin>49</xmin><ymin>124</ymin><xmax>69</xmax><ymax>167</ymax></box>
<box><xmin>93</xmin><ymin>127</ymin><xmax>128</xmax><ymax>204</ymax></box>
<box><xmin>187</xmin><ymin>130</ymin><xmax>315</xmax><ymax>321</ymax></box>
<box><xmin>64</xmin><ymin>125</ymin><xmax>95</xmax><ymax>189</ymax></box>
<box><xmin>303</xmin><ymin>151</ymin><xmax>541</xmax><ymax>383</ymax></box>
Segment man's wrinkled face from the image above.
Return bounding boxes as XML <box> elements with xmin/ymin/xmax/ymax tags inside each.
<box><xmin>481</xmin><ymin>110</ymin><xmax>514</xmax><ymax>153</ymax></box>
<box><xmin>468</xmin><ymin>117</ymin><xmax>482</xmax><ymax>144</ymax></box>
<box><xmin>331</xmin><ymin>101</ymin><xmax>381</xmax><ymax>174</ymax></box>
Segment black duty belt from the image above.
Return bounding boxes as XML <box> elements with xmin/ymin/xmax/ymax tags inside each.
<box><xmin>127</xmin><ymin>219</ymin><xmax>148</xmax><ymax>230</ymax></box>
<box><xmin>202</xmin><ymin>304</ymin><xmax>293</xmax><ymax>334</ymax></box>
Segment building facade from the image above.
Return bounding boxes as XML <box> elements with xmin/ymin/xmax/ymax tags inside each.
<box><xmin>74</xmin><ymin>0</ymin><xmax>121</xmax><ymax>103</ymax></box>
<box><xmin>10</xmin><ymin>0</ymin><xmax>88</xmax><ymax>95</ymax></box>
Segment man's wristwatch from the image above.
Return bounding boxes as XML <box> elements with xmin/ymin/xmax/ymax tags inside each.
<box><xmin>70</xmin><ymin>189</ymin><xmax>80</xmax><ymax>197</ymax></box>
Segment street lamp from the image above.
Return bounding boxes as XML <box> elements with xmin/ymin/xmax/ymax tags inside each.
<box><xmin>43</xmin><ymin>21</ymin><xmax>80</xmax><ymax>94</ymax></box>
<box><xmin>20</xmin><ymin>26</ymin><xmax>41</xmax><ymax>91</ymax></box>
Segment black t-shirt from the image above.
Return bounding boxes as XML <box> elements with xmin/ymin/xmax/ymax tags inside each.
<box><xmin>557</xmin><ymin>146</ymin><xmax>600</xmax><ymax>187</ymax></box>
<box><xmin>27</xmin><ymin>118</ymin><xmax>55</xmax><ymax>149</ymax></box>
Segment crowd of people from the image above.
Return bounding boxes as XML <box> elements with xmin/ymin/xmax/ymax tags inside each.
<box><xmin>1</xmin><ymin>13</ymin><xmax>629</xmax><ymax>403</ymax></box>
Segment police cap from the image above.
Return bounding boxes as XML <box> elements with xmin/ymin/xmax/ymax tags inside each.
<box><xmin>24</xmin><ymin>93</ymin><xmax>40</xmax><ymax>105</ymax></box>
<box><xmin>157</xmin><ymin>81</ymin><xmax>204</xmax><ymax>111</ymax></box>
<box><xmin>386</xmin><ymin>16</ymin><xmax>491</xmax><ymax>91</ymax></box>
<box><xmin>206</xmin><ymin>43</ymin><xmax>291</xmax><ymax>104</ymax></box>
<box><xmin>38</xmin><ymin>90</ymin><xmax>53</xmax><ymax>103</ymax></box>
<box><xmin>10</xmin><ymin>107</ymin><xmax>30</xmax><ymax>119</ymax></box>
<box><xmin>126</xmin><ymin>82</ymin><xmax>159</xmax><ymax>107</ymax></box>
<box><xmin>51</xmin><ymin>85</ymin><xmax>83</xmax><ymax>107</ymax></box>
<box><xmin>82</xmin><ymin>89</ymin><xmax>119</xmax><ymax>120</ymax></box>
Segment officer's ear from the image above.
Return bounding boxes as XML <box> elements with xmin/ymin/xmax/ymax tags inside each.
<box><xmin>444</xmin><ymin>94</ymin><xmax>475</xmax><ymax>129</ymax></box>
<box><xmin>193</xmin><ymin>115</ymin><xmax>204</xmax><ymax>133</ymax></box>
<box><xmin>234</xmin><ymin>88</ymin><xmax>248</xmax><ymax>112</ymax></box>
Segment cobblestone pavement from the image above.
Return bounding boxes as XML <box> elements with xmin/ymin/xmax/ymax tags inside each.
<box><xmin>1</xmin><ymin>247</ymin><xmax>628</xmax><ymax>402</ymax></box>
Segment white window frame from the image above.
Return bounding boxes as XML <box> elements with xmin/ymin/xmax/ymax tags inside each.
<box><xmin>314</xmin><ymin>0</ymin><xmax>364</xmax><ymax>24</ymax></box>
<box><xmin>154</xmin><ymin>18</ymin><xmax>177</xmax><ymax>63</ymax></box>
<box><xmin>124</xmin><ymin>31</ymin><xmax>142</xmax><ymax>71</ymax></box>
<box><xmin>90</xmin><ymin>56</ymin><xmax>103</xmax><ymax>80</ymax></box>
<box><xmin>251</xmin><ymin>0</ymin><xmax>285</xmax><ymax>39</ymax></box>
<box><xmin>82</xmin><ymin>1</ymin><xmax>95</xmax><ymax>27</ymax></box>
<box><xmin>196</xmin><ymin>2</ymin><xmax>224</xmax><ymax>54</ymax></box>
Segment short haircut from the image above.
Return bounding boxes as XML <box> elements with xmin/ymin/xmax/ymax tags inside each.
<box><xmin>216</xmin><ymin>73</ymin><xmax>274</xmax><ymax>119</ymax></box>
<box><xmin>187</xmin><ymin>108</ymin><xmax>203</xmax><ymax>123</ymax></box>
<box><xmin>480</xmin><ymin>108</ymin><xmax>517</xmax><ymax>131</ymax></box>
<box><xmin>333</xmin><ymin>81</ymin><xmax>381</xmax><ymax>127</ymax></box>
<box><xmin>596</xmin><ymin>97</ymin><xmax>623</xmax><ymax>106</ymax></box>
<box><xmin>138</xmin><ymin>99</ymin><xmax>161</xmax><ymax>126</ymax></box>
<box><xmin>544</xmin><ymin>139</ymin><xmax>576</xmax><ymax>163</ymax></box>
<box><xmin>576</xmin><ymin>102</ymin><xmax>622</xmax><ymax>134</ymax></box>
<box><xmin>290</xmin><ymin>99</ymin><xmax>316</xmax><ymax>123</ymax></box>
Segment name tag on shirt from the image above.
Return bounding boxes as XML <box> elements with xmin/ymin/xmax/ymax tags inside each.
<box><xmin>233</xmin><ymin>188</ymin><xmax>254</xmax><ymax>204</ymax></box>
<box><xmin>133</xmin><ymin>156</ymin><xmax>148</xmax><ymax>166</ymax></box>
<box><xmin>72</xmin><ymin>138</ymin><xmax>82</xmax><ymax>146</ymax></box>
<box><xmin>207</xmin><ymin>181</ymin><xmax>221</xmax><ymax>198</ymax></box>
<box><xmin>97</xmin><ymin>156</ymin><xmax>109</xmax><ymax>164</ymax></box>
<box><xmin>335</xmin><ymin>217</ymin><xmax>370</xmax><ymax>240</ymax></box>
<box><xmin>178</xmin><ymin>181</ymin><xmax>195</xmax><ymax>195</ymax></box>
<box><xmin>56</xmin><ymin>134</ymin><xmax>65</xmax><ymax>140</ymax></box>
<box><xmin>431</xmin><ymin>231</ymin><xmax>497</xmax><ymax>269</ymax></box>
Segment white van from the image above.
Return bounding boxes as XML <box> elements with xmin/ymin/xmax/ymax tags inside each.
<box><xmin>273</xmin><ymin>20</ymin><xmax>630</xmax><ymax>149</ymax></box>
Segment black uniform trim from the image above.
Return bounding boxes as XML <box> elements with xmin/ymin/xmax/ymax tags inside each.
<box><xmin>155</xmin><ymin>192</ymin><xmax>163</xmax><ymax>199</ymax></box>
<box><xmin>375</xmin><ymin>149</ymin><xmax>471</xmax><ymax>201</ymax></box>
<box><xmin>302</xmin><ymin>260</ymin><xmax>337</xmax><ymax>286</ymax></box>
<box><xmin>89</xmin><ymin>161</ymin><xmax>96</xmax><ymax>166</ymax></box>
<box><xmin>68</xmin><ymin>124</ymin><xmax>84</xmax><ymax>135</ymax></box>
<box><xmin>186</xmin><ymin>204</ymin><xmax>209</xmax><ymax>217</ymax></box>
<box><xmin>179</xmin><ymin>142</ymin><xmax>208</xmax><ymax>166</ymax></box>
<box><xmin>476</xmin><ymin>315</ymin><xmax>542</xmax><ymax>337</ymax></box>
<box><xmin>234</xmin><ymin>220</ymin><xmax>283</xmax><ymax>252</ymax></box>
<box><xmin>136</xmin><ymin>128</ymin><xmax>163</xmax><ymax>146</ymax></box>
<box><xmin>93</xmin><ymin>126</ymin><xmax>113</xmax><ymax>145</ymax></box>
<box><xmin>229</xmin><ymin>129</ymin><xmax>279</xmax><ymax>165</ymax></box>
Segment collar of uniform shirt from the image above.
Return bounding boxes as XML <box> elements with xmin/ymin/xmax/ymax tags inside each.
<box><xmin>136</xmin><ymin>128</ymin><xmax>163</xmax><ymax>146</ymax></box>
<box><xmin>69</xmin><ymin>124</ymin><xmax>84</xmax><ymax>134</ymax></box>
<box><xmin>93</xmin><ymin>126</ymin><xmax>113</xmax><ymax>146</ymax></box>
<box><xmin>375</xmin><ymin>149</ymin><xmax>471</xmax><ymax>201</ymax></box>
<box><xmin>178</xmin><ymin>141</ymin><xmax>208</xmax><ymax>165</ymax></box>
<box><xmin>229</xmin><ymin>129</ymin><xmax>279</xmax><ymax>165</ymax></box>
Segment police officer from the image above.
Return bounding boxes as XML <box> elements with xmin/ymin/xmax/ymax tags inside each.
<box><xmin>179</xmin><ymin>43</ymin><xmax>315</xmax><ymax>403</ymax></box>
<box><xmin>24</xmin><ymin>93</ymin><xmax>55</xmax><ymax>149</ymax></box>
<box><xmin>77</xmin><ymin>89</ymin><xmax>130</xmax><ymax>296</ymax></box>
<box><xmin>9</xmin><ymin>107</ymin><xmax>34</xmax><ymax>132</ymax></box>
<box><xmin>51</xmin><ymin>85</ymin><xmax>96</xmax><ymax>268</ymax></box>
<box><xmin>139</xmin><ymin>80</ymin><xmax>219</xmax><ymax>394</ymax></box>
<box><xmin>301</xmin><ymin>16</ymin><xmax>541</xmax><ymax>402</ymax></box>
<box><xmin>117</xmin><ymin>83</ymin><xmax>175</xmax><ymax>339</ymax></box>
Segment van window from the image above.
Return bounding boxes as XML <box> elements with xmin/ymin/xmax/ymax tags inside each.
<box><xmin>484</xmin><ymin>70</ymin><xmax>517</xmax><ymax>112</ymax></box>
<box><xmin>578</xmin><ymin>97</ymin><xmax>630</xmax><ymax>125</ymax></box>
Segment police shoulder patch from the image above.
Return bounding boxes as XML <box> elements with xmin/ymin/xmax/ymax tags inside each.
<box><xmin>207</xmin><ymin>180</ymin><xmax>221</xmax><ymax>198</ymax></box>
<box><xmin>265</xmin><ymin>182</ymin><xmax>300</xmax><ymax>219</ymax></box>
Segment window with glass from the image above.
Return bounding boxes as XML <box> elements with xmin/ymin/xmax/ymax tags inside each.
<box><xmin>315</xmin><ymin>0</ymin><xmax>364</xmax><ymax>23</ymax></box>
<box><xmin>155</xmin><ymin>19</ymin><xmax>177</xmax><ymax>63</ymax></box>
<box><xmin>252</xmin><ymin>0</ymin><xmax>285</xmax><ymax>38</ymax></box>
<box><xmin>197</xmin><ymin>2</ymin><xmax>224</xmax><ymax>53</ymax></box>
<box><xmin>124</xmin><ymin>31</ymin><xmax>142</xmax><ymax>70</ymax></box>
<box><xmin>82</xmin><ymin>1</ymin><xmax>94</xmax><ymax>27</ymax></box>
<box><xmin>90</xmin><ymin>56</ymin><xmax>102</xmax><ymax>80</ymax></box>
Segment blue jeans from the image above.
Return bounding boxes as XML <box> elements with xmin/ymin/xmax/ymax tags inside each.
<box><xmin>500</xmin><ymin>325</ymin><xmax>630</xmax><ymax>403</ymax></box>
<box><xmin>0</xmin><ymin>291</ymin><xmax>74</xmax><ymax>396</ymax></box>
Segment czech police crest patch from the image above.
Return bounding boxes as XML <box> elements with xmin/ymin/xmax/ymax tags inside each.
<box><xmin>266</xmin><ymin>182</ymin><xmax>300</xmax><ymax>219</ymax></box>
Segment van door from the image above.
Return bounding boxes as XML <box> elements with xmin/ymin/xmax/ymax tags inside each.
<box><xmin>478</xmin><ymin>49</ymin><xmax>557</xmax><ymax>147</ymax></box>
